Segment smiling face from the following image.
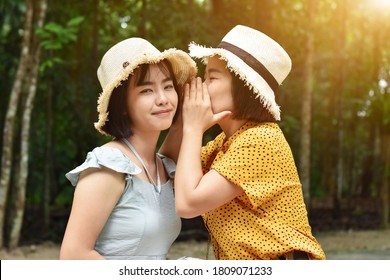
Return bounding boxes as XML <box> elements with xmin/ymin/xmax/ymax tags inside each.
<box><xmin>204</xmin><ymin>56</ymin><xmax>234</xmax><ymax>114</ymax></box>
<box><xmin>126</xmin><ymin>63</ymin><xmax>179</xmax><ymax>134</ymax></box>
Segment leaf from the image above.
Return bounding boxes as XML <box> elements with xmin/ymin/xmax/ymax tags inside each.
<box><xmin>44</xmin><ymin>22</ymin><xmax>63</xmax><ymax>33</ymax></box>
<box><xmin>67</xmin><ymin>16</ymin><xmax>84</xmax><ymax>27</ymax></box>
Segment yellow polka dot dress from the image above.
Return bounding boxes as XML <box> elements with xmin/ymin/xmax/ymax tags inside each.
<box><xmin>201</xmin><ymin>121</ymin><xmax>326</xmax><ymax>260</ymax></box>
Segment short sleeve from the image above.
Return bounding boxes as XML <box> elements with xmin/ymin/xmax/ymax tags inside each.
<box><xmin>211</xmin><ymin>124</ymin><xmax>299</xmax><ymax>209</ymax></box>
<box><xmin>65</xmin><ymin>146</ymin><xmax>142</xmax><ymax>186</ymax></box>
<box><xmin>201</xmin><ymin>133</ymin><xmax>225</xmax><ymax>174</ymax></box>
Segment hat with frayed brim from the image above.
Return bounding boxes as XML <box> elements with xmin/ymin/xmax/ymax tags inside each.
<box><xmin>189</xmin><ymin>25</ymin><xmax>291</xmax><ymax>120</ymax></box>
<box><xmin>95</xmin><ymin>37</ymin><xmax>197</xmax><ymax>135</ymax></box>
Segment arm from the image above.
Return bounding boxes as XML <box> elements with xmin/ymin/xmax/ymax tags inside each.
<box><xmin>59</xmin><ymin>167</ymin><xmax>124</xmax><ymax>259</ymax></box>
<box><xmin>158</xmin><ymin>115</ymin><xmax>182</xmax><ymax>163</ymax></box>
<box><xmin>174</xmin><ymin>78</ymin><xmax>242</xmax><ymax>218</ymax></box>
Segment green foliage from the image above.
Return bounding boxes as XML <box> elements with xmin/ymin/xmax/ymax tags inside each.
<box><xmin>37</xmin><ymin>17</ymin><xmax>84</xmax><ymax>50</ymax></box>
<box><xmin>2</xmin><ymin>0</ymin><xmax>390</xmax><ymax>244</ymax></box>
<box><xmin>35</xmin><ymin>16</ymin><xmax>84</xmax><ymax>71</ymax></box>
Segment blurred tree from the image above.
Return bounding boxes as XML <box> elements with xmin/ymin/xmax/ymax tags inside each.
<box><xmin>8</xmin><ymin>0</ymin><xmax>48</xmax><ymax>251</ymax></box>
<box><xmin>321</xmin><ymin>0</ymin><xmax>346</xmax><ymax>204</ymax></box>
<box><xmin>0</xmin><ymin>0</ymin><xmax>34</xmax><ymax>249</ymax></box>
<box><xmin>1</xmin><ymin>0</ymin><xmax>390</xmax><ymax>246</ymax></box>
<box><xmin>35</xmin><ymin>14</ymin><xmax>84</xmax><ymax>235</ymax></box>
<box><xmin>299</xmin><ymin>0</ymin><xmax>316</xmax><ymax>207</ymax></box>
<box><xmin>334</xmin><ymin>0</ymin><xmax>347</xmax><ymax>213</ymax></box>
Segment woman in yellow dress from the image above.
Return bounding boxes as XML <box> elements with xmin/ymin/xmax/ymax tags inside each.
<box><xmin>161</xmin><ymin>25</ymin><xmax>326</xmax><ymax>260</ymax></box>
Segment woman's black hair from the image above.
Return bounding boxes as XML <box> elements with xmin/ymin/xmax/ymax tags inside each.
<box><xmin>230</xmin><ymin>73</ymin><xmax>276</xmax><ymax>123</ymax></box>
<box><xmin>100</xmin><ymin>59</ymin><xmax>180</xmax><ymax>138</ymax></box>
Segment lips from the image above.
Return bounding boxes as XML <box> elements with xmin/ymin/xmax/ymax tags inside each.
<box><xmin>152</xmin><ymin>109</ymin><xmax>172</xmax><ymax>116</ymax></box>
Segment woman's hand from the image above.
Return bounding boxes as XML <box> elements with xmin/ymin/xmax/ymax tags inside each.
<box><xmin>182</xmin><ymin>77</ymin><xmax>231</xmax><ymax>133</ymax></box>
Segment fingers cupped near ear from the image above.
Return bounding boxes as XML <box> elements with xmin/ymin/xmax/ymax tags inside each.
<box><xmin>184</xmin><ymin>83</ymin><xmax>190</xmax><ymax>99</ymax></box>
<box><xmin>189</xmin><ymin>78</ymin><xmax>197</xmax><ymax>100</ymax></box>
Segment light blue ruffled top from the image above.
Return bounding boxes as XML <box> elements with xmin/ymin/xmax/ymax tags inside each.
<box><xmin>65</xmin><ymin>146</ymin><xmax>181</xmax><ymax>260</ymax></box>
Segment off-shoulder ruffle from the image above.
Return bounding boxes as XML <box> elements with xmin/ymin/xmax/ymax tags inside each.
<box><xmin>66</xmin><ymin>148</ymin><xmax>177</xmax><ymax>187</ymax></box>
<box><xmin>65</xmin><ymin>146</ymin><xmax>142</xmax><ymax>186</ymax></box>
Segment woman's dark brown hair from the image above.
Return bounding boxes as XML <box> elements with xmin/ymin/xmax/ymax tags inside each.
<box><xmin>230</xmin><ymin>73</ymin><xmax>276</xmax><ymax>123</ymax></box>
<box><xmin>100</xmin><ymin>59</ymin><xmax>180</xmax><ymax>138</ymax></box>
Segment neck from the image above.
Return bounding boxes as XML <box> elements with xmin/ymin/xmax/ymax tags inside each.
<box><xmin>123</xmin><ymin>132</ymin><xmax>161</xmax><ymax>189</ymax></box>
<box><xmin>125</xmin><ymin>131</ymin><xmax>160</xmax><ymax>163</ymax></box>
<box><xmin>218</xmin><ymin>117</ymin><xmax>247</xmax><ymax>139</ymax></box>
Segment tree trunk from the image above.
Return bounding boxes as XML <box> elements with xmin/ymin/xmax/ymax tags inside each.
<box><xmin>253</xmin><ymin>0</ymin><xmax>275</xmax><ymax>37</ymax></box>
<box><xmin>138</xmin><ymin>0</ymin><xmax>147</xmax><ymax>38</ymax></box>
<box><xmin>299</xmin><ymin>0</ymin><xmax>315</xmax><ymax>207</ymax></box>
<box><xmin>43</xmin><ymin>77</ymin><xmax>53</xmax><ymax>233</ymax></box>
<box><xmin>322</xmin><ymin>1</ymin><xmax>346</xmax><ymax>198</ymax></box>
<box><xmin>210</xmin><ymin>0</ymin><xmax>223</xmax><ymax>16</ymax></box>
<box><xmin>91</xmin><ymin>0</ymin><xmax>99</xmax><ymax>72</ymax></box>
<box><xmin>334</xmin><ymin>0</ymin><xmax>347</xmax><ymax>211</ymax></box>
<box><xmin>381</xmin><ymin>134</ymin><xmax>390</xmax><ymax>229</ymax></box>
<box><xmin>360</xmin><ymin>125</ymin><xmax>376</xmax><ymax>196</ymax></box>
<box><xmin>9</xmin><ymin>0</ymin><xmax>47</xmax><ymax>250</ymax></box>
<box><xmin>0</xmin><ymin>0</ymin><xmax>34</xmax><ymax>249</ymax></box>
<box><xmin>375</xmin><ymin>11</ymin><xmax>390</xmax><ymax>229</ymax></box>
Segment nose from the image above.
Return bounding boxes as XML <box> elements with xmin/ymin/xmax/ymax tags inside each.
<box><xmin>156</xmin><ymin>89</ymin><xmax>168</xmax><ymax>105</ymax></box>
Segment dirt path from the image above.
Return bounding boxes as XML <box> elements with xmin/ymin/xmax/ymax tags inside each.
<box><xmin>315</xmin><ymin>229</ymin><xmax>390</xmax><ymax>260</ymax></box>
<box><xmin>1</xmin><ymin>229</ymin><xmax>389</xmax><ymax>260</ymax></box>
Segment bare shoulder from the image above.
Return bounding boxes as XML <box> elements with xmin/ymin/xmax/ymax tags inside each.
<box><xmin>101</xmin><ymin>139</ymin><xmax>123</xmax><ymax>150</ymax></box>
<box><xmin>77</xmin><ymin>161</ymin><xmax>126</xmax><ymax>196</ymax></box>
<box><xmin>101</xmin><ymin>139</ymin><xmax>136</xmax><ymax>162</ymax></box>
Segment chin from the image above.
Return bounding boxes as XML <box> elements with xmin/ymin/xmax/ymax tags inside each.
<box><xmin>156</xmin><ymin>120</ymin><xmax>173</xmax><ymax>131</ymax></box>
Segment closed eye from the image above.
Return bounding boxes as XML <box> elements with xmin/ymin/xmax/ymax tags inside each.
<box><xmin>206</xmin><ymin>68</ymin><xmax>222</xmax><ymax>81</ymax></box>
<box><xmin>165</xmin><ymin>84</ymin><xmax>174</xmax><ymax>90</ymax></box>
<box><xmin>204</xmin><ymin>73</ymin><xmax>216</xmax><ymax>81</ymax></box>
<box><xmin>140</xmin><ymin>88</ymin><xmax>153</xmax><ymax>94</ymax></box>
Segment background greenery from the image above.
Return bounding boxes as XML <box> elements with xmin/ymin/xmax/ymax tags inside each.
<box><xmin>0</xmin><ymin>0</ymin><xmax>389</xmax><ymax>249</ymax></box>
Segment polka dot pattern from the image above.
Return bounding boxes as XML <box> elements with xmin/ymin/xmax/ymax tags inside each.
<box><xmin>201</xmin><ymin>121</ymin><xmax>326</xmax><ymax>260</ymax></box>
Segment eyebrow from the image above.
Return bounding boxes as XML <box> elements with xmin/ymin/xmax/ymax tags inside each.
<box><xmin>137</xmin><ymin>77</ymin><xmax>172</xmax><ymax>86</ymax></box>
<box><xmin>207</xmin><ymin>68</ymin><xmax>223</xmax><ymax>74</ymax></box>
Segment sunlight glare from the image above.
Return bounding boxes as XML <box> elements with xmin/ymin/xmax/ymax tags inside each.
<box><xmin>371</xmin><ymin>0</ymin><xmax>390</xmax><ymax>8</ymax></box>
<box><xmin>379</xmin><ymin>79</ymin><xmax>388</xmax><ymax>89</ymax></box>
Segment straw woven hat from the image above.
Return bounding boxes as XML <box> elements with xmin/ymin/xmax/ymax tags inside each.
<box><xmin>95</xmin><ymin>37</ymin><xmax>197</xmax><ymax>134</ymax></box>
<box><xmin>189</xmin><ymin>25</ymin><xmax>291</xmax><ymax>121</ymax></box>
